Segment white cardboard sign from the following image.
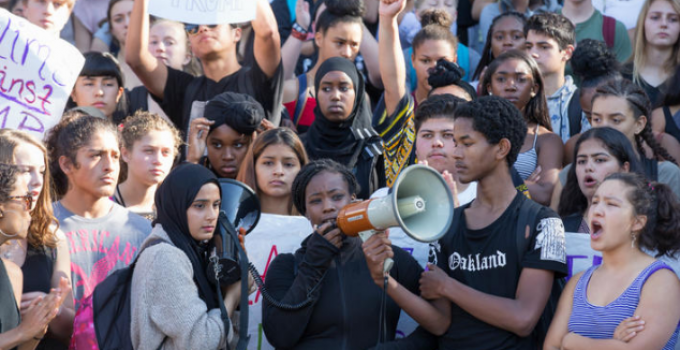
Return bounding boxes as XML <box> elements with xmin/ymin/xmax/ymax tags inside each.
<box><xmin>149</xmin><ymin>0</ymin><xmax>256</xmax><ymax>25</ymax></box>
<box><xmin>0</xmin><ymin>9</ymin><xmax>84</xmax><ymax>139</ymax></box>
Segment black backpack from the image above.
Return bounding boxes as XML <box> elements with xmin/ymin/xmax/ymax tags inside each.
<box><xmin>92</xmin><ymin>239</ymin><xmax>164</xmax><ymax>350</ymax></box>
<box><xmin>568</xmin><ymin>89</ymin><xmax>584</xmax><ymax>138</ymax></box>
<box><xmin>514</xmin><ymin>199</ymin><xmax>566</xmax><ymax>347</ymax></box>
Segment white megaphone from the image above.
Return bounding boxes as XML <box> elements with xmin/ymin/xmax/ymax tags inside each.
<box><xmin>337</xmin><ymin>164</ymin><xmax>455</xmax><ymax>272</ymax></box>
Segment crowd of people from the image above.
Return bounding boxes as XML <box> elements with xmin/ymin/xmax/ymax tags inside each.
<box><xmin>1</xmin><ymin>0</ymin><xmax>680</xmax><ymax>348</ymax></box>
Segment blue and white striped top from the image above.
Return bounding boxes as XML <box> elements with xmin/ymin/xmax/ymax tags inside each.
<box><xmin>568</xmin><ymin>260</ymin><xmax>679</xmax><ymax>349</ymax></box>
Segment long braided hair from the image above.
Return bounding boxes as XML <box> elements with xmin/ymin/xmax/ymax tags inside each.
<box><xmin>592</xmin><ymin>79</ymin><xmax>677</xmax><ymax>165</ymax></box>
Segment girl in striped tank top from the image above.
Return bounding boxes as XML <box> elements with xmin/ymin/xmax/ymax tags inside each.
<box><xmin>544</xmin><ymin>173</ymin><xmax>680</xmax><ymax>349</ymax></box>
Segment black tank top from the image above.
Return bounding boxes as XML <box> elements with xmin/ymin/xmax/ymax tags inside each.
<box><xmin>0</xmin><ymin>259</ymin><xmax>20</xmax><ymax>350</ymax></box>
<box><xmin>22</xmin><ymin>245</ymin><xmax>55</xmax><ymax>294</ymax></box>
<box><xmin>662</xmin><ymin>106</ymin><xmax>680</xmax><ymax>144</ymax></box>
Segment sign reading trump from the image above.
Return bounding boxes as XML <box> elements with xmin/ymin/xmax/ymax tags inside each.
<box><xmin>149</xmin><ymin>0</ymin><xmax>257</xmax><ymax>26</ymax></box>
<box><xmin>0</xmin><ymin>9</ymin><xmax>84</xmax><ymax>139</ymax></box>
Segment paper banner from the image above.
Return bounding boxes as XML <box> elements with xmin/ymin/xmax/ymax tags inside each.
<box><xmin>149</xmin><ymin>0</ymin><xmax>256</xmax><ymax>25</ymax></box>
<box><xmin>0</xmin><ymin>9</ymin><xmax>84</xmax><ymax>140</ymax></box>
<box><xmin>245</xmin><ymin>214</ymin><xmax>312</xmax><ymax>350</ymax></box>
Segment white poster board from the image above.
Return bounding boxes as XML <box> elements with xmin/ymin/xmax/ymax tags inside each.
<box><xmin>245</xmin><ymin>214</ymin><xmax>312</xmax><ymax>350</ymax></box>
<box><xmin>149</xmin><ymin>0</ymin><xmax>256</xmax><ymax>25</ymax></box>
<box><xmin>0</xmin><ymin>9</ymin><xmax>84</xmax><ymax>140</ymax></box>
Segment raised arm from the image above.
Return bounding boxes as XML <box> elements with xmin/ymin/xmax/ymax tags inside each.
<box><xmin>125</xmin><ymin>0</ymin><xmax>168</xmax><ymax>99</ymax></box>
<box><xmin>252</xmin><ymin>0</ymin><xmax>282</xmax><ymax>78</ymax></box>
<box><xmin>281</xmin><ymin>0</ymin><xmax>311</xmax><ymax>80</ymax></box>
<box><xmin>378</xmin><ymin>0</ymin><xmax>407</xmax><ymax>116</ymax></box>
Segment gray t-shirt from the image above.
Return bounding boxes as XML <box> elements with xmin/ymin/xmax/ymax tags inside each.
<box><xmin>54</xmin><ymin>201</ymin><xmax>151</xmax><ymax>310</ymax></box>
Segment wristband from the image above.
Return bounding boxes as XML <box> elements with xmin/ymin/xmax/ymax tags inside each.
<box><xmin>291</xmin><ymin>22</ymin><xmax>310</xmax><ymax>41</ymax></box>
<box><xmin>291</xmin><ymin>28</ymin><xmax>308</xmax><ymax>41</ymax></box>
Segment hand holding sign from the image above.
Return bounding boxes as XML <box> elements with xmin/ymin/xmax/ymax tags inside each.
<box><xmin>149</xmin><ymin>0</ymin><xmax>257</xmax><ymax>25</ymax></box>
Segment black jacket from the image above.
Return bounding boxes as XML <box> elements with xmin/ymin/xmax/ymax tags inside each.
<box><xmin>263</xmin><ymin>232</ymin><xmax>422</xmax><ymax>350</ymax></box>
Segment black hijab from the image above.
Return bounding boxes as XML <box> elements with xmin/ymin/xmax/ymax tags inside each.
<box><xmin>154</xmin><ymin>163</ymin><xmax>221</xmax><ymax>309</ymax></box>
<box><xmin>305</xmin><ymin>57</ymin><xmax>381</xmax><ymax>168</ymax></box>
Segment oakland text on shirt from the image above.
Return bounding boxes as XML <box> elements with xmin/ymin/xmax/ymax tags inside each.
<box><xmin>449</xmin><ymin>250</ymin><xmax>508</xmax><ymax>271</ymax></box>
<box><xmin>431</xmin><ymin>215</ymin><xmax>568</xmax><ymax>271</ymax></box>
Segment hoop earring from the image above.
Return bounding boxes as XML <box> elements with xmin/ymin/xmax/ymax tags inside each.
<box><xmin>0</xmin><ymin>228</ymin><xmax>18</xmax><ymax>238</ymax></box>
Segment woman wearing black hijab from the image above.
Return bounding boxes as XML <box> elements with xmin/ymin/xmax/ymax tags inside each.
<box><xmin>187</xmin><ymin>92</ymin><xmax>266</xmax><ymax>179</ymax></box>
<box><xmin>130</xmin><ymin>163</ymin><xmax>242</xmax><ymax>350</ymax></box>
<box><xmin>304</xmin><ymin>57</ymin><xmax>385</xmax><ymax>200</ymax></box>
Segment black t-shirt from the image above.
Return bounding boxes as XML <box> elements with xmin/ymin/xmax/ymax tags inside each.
<box><xmin>157</xmin><ymin>59</ymin><xmax>284</xmax><ymax>133</ymax></box>
<box><xmin>430</xmin><ymin>193</ymin><xmax>568</xmax><ymax>350</ymax></box>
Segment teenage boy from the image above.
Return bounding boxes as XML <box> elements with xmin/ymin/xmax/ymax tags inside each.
<box><xmin>49</xmin><ymin>115</ymin><xmax>151</xmax><ymax>310</ymax></box>
<box><xmin>560</xmin><ymin>0</ymin><xmax>631</xmax><ymax>62</ymax></box>
<box><xmin>525</xmin><ymin>13</ymin><xmax>590</xmax><ymax>142</ymax></box>
<box><xmin>363</xmin><ymin>95</ymin><xmax>568</xmax><ymax>349</ymax></box>
<box><xmin>126</xmin><ymin>0</ymin><xmax>284</xmax><ymax>133</ymax></box>
<box><xmin>22</xmin><ymin>0</ymin><xmax>75</xmax><ymax>36</ymax></box>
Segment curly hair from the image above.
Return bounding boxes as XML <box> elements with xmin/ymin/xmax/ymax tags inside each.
<box><xmin>237</xmin><ymin>128</ymin><xmax>309</xmax><ymax>215</ymax></box>
<box><xmin>473</xmin><ymin>12</ymin><xmax>526</xmax><ymax>81</ymax></box>
<box><xmin>593</xmin><ymin>79</ymin><xmax>677</xmax><ymax>165</ymax></box>
<box><xmin>316</xmin><ymin>0</ymin><xmax>364</xmax><ymax>34</ymax></box>
<box><xmin>118</xmin><ymin>111</ymin><xmax>182</xmax><ymax>183</ymax></box>
<box><xmin>453</xmin><ymin>95</ymin><xmax>528</xmax><ymax>167</ymax></box>
<box><xmin>0</xmin><ymin>163</ymin><xmax>20</xmax><ymax>205</ymax></box>
<box><xmin>45</xmin><ymin>113</ymin><xmax>119</xmax><ymax>199</ymax></box>
<box><xmin>558</xmin><ymin>127</ymin><xmax>644</xmax><ymax>217</ymax></box>
<box><xmin>524</xmin><ymin>12</ymin><xmax>575</xmax><ymax>50</ymax></box>
<box><xmin>603</xmin><ymin>172</ymin><xmax>680</xmax><ymax>257</ymax></box>
<box><xmin>571</xmin><ymin>39</ymin><xmax>622</xmax><ymax>89</ymax></box>
<box><xmin>0</xmin><ymin>130</ymin><xmax>58</xmax><ymax>248</ymax></box>
<box><xmin>480</xmin><ymin>50</ymin><xmax>552</xmax><ymax>132</ymax></box>
<box><xmin>414</xmin><ymin>94</ymin><xmax>466</xmax><ymax>132</ymax></box>
<box><xmin>412</xmin><ymin>9</ymin><xmax>458</xmax><ymax>56</ymax></box>
<box><xmin>291</xmin><ymin>159</ymin><xmax>359</xmax><ymax>216</ymax></box>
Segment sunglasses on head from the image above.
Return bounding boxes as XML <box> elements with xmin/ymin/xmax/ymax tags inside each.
<box><xmin>7</xmin><ymin>193</ymin><xmax>32</xmax><ymax>211</ymax></box>
<box><xmin>184</xmin><ymin>24</ymin><xmax>218</xmax><ymax>35</ymax></box>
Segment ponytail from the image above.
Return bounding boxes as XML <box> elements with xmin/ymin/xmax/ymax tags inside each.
<box><xmin>604</xmin><ymin>173</ymin><xmax>680</xmax><ymax>257</ymax></box>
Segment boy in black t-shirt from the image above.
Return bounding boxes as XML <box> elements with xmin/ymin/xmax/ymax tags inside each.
<box><xmin>125</xmin><ymin>0</ymin><xmax>284</xmax><ymax>133</ymax></box>
<box><xmin>363</xmin><ymin>96</ymin><xmax>568</xmax><ymax>349</ymax></box>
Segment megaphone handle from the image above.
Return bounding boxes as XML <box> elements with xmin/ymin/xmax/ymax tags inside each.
<box><xmin>358</xmin><ymin>230</ymin><xmax>394</xmax><ymax>273</ymax></box>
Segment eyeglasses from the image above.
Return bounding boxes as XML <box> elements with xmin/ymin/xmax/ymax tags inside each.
<box><xmin>184</xmin><ymin>24</ymin><xmax>218</xmax><ymax>35</ymax></box>
<box><xmin>7</xmin><ymin>193</ymin><xmax>32</xmax><ymax>211</ymax></box>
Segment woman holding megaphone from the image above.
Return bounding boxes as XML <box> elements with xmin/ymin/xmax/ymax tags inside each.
<box><xmin>262</xmin><ymin>159</ymin><xmax>423</xmax><ymax>349</ymax></box>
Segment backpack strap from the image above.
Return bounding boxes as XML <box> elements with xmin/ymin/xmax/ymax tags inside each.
<box><xmin>568</xmin><ymin>89</ymin><xmax>583</xmax><ymax>137</ymax></box>
<box><xmin>602</xmin><ymin>15</ymin><xmax>616</xmax><ymax>49</ymax></box>
<box><xmin>292</xmin><ymin>74</ymin><xmax>308</xmax><ymax>127</ymax></box>
<box><xmin>515</xmin><ymin>198</ymin><xmax>543</xmax><ymax>263</ymax></box>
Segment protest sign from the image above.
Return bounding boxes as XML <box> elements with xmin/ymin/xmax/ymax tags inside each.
<box><xmin>245</xmin><ymin>214</ymin><xmax>312</xmax><ymax>350</ymax></box>
<box><xmin>149</xmin><ymin>0</ymin><xmax>256</xmax><ymax>25</ymax></box>
<box><xmin>0</xmin><ymin>9</ymin><xmax>84</xmax><ymax>140</ymax></box>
